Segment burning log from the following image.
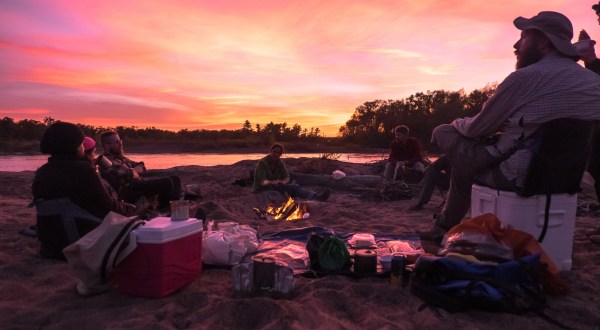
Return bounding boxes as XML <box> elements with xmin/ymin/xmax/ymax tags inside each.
<box><xmin>253</xmin><ymin>196</ymin><xmax>309</xmax><ymax>221</ymax></box>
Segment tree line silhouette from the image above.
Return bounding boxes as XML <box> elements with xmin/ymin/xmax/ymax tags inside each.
<box><xmin>1</xmin><ymin>84</ymin><xmax>496</xmax><ymax>152</ymax></box>
<box><xmin>339</xmin><ymin>84</ymin><xmax>497</xmax><ymax>150</ymax></box>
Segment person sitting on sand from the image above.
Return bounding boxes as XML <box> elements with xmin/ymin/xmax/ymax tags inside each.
<box><xmin>383</xmin><ymin>125</ymin><xmax>426</xmax><ymax>183</ymax></box>
<box><xmin>32</xmin><ymin>122</ymin><xmax>138</xmax><ymax>259</ymax></box>
<box><xmin>408</xmin><ymin>154</ymin><xmax>451</xmax><ymax>211</ymax></box>
<box><xmin>98</xmin><ymin>130</ymin><xmax>184</xmax><ymax>210</ymax></box>
<box><xmin>420</xmin><ymin>11</ymin><xmax>600</xmax><ymax>243</ymax></box>
<box><xmin>252</xmin><ymin>143</ymin><xmax>330</xmax><ymax>201</ymax></box>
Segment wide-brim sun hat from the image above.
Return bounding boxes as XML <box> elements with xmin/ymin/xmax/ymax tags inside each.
<box><xmin>40</xmin><ymin>122</ymin><xmax>85</xmax><ymax>155</ymax></box>
<box><xmin>513</xmin><ymin>11</ymin><xmax>578</xmax><ymax>57</ymax></box>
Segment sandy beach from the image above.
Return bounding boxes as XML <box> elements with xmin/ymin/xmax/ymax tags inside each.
<box><xmin>1</xmin><ymin>158</ymin><xmax>599</xmax><ymax>329</ymax></box>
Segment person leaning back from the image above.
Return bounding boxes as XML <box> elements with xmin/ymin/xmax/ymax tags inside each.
<box><xmin>98</xmin><ymin>131</ymin><xmax>182</xmax><ymax>210</ymax></box>
<box><xmin>420</xmin><ymin>11</ymin><xmax>600</xmax><ymax>242</ymax></box>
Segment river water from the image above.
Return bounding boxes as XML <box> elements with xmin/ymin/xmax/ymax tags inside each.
<box><xmin>0</xmin><ymin>152</ymin><xmax>388</xmax><ymax>172</ymax></box>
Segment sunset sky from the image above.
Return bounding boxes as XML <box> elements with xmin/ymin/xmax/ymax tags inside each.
<box><xmin>0</xmin><ymin>0</ymin><xmax>597</xmax><ymax>136</ymax></box>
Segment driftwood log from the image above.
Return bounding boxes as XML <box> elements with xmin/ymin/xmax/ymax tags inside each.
<box><xmin>290</xmin><ymin>172</ymin><xmax>383</xmax><ymax>191</ymax></box>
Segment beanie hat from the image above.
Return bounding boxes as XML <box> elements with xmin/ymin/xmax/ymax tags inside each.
<box><xmin>83</xmin><ymin>137</ymin><xmax>96</xmax><ymax>151</ymax></box>
<box><xmin>40</xmin><ymin>122</ymin><xmax>85</xmax><ymax>155</ymax></box>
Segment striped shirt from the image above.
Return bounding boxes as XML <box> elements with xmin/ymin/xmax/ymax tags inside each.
<box><xmin>452</xmin><ymin>51</ymin><xmax>600</xmax><ymax>185</ymax></box>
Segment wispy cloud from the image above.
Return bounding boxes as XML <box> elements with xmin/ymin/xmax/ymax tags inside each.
<box><xmin>0</xmin><ymin>0</ymin><xmax>592</xmax><ymax>136</ymax></box>
<box><xmin>417</xmin><ymin>64</ymin><xmax>456</xmax><ymax>76</ymax></box>
<box><xmin>369</xmin><ymin>48</ymin><xmax>422</xmax><ymax>58</ymax></box>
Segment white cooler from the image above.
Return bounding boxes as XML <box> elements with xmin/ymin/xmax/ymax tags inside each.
<box><xmin>470</xmin><ymin>184</ymin><xmax>577</xmax><ymax>271</ymax></box>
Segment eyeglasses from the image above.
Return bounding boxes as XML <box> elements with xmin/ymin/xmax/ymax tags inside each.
<box><xmin>107</xmin><ymin>139</ymin><xmax>123</xmax><ymax>145</ymax></box>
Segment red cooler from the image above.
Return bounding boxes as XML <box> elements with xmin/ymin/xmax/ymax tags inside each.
<box><xmin>114</xmin><ymin>217</ymin><xmax>203</xmax><ymax>298</ymax></box>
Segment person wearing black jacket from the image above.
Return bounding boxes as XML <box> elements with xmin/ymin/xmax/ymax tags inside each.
<box><xmin>32</xmin><ymin>122</ymin><xmax>136</xmax><ymax>259</ymax></box>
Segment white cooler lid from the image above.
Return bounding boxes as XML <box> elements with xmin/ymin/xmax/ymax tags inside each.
<box><xmin>135</xmin><ymin>217</ymin><xmax>203</xmax><ymax>243</ymax></box>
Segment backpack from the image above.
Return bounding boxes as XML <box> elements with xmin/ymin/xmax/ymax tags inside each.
<box><xmin>410</xmin><ymin>254</ymin><xmax>572</xmax><ymax>329</ymax></box>
<box><xmin>306</xmin><ymin>233</ymin><xmax>351</xmax><ymax>272</ymax></box>
<box><xmin>410</xmin><ymin>254</ymin><xmax>547</xmax><ymax>313</ymax></box>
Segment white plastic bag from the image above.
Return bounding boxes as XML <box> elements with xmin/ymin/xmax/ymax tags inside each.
<box><xmin>348</xmin><ymin>233</ymin><xmax>376</xmax><ymax>248</ymax></box>
<box><xmin>332</xmin><ymin>170</ymin><xmax>346</xmax><ymax>180</ymax></box>
<box><xmin>202</xmin><ymin>222</ymin><xmax>259</xmax><ymax>266</ymax></box>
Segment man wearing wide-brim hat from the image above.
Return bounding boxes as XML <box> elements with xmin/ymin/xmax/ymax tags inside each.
<box><xmin>420</xmin><ymin>11</ymin><xmax>600</xmax><ymax>242</ymax></box>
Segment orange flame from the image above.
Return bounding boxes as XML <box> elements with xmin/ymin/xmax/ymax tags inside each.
<box><xmin>262</xmin><ymin>196</ymin><xmax>308</xmax><ymax>221</ymax></box>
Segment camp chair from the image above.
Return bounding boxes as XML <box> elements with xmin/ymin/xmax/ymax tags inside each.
<box><xmin>34</xmin><ymin>198</ymin><xmax>103</xmax><ymax>259</ymax></box>
<box><xmin>471</xmin><ymin>118</ymin><xmax>598</xmax><ymax>271</ymax></box>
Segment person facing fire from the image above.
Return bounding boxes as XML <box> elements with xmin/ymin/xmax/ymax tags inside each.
<box><xmin>252</xmin><ymin>143</ymin><xmax>330</xmax><ymax>201</ymax></box>
<box><xmin>383</xmin><ymin>125</ymin><xmax>426</xmax><ymax>183</ymax></box>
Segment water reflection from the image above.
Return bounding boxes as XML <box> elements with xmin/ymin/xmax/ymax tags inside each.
<box><xmin>0</xmin><ymin>152</ymin><xmax>387</xmax><ymax>172</ymax></box>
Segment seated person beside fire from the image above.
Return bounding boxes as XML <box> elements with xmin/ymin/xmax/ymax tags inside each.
<box><xmin>252</xmin><ymin>143</ymin><xmax>330</xmax><ymax>201</ymax></box>
<box><xmin>383</xmin><ymin>125</ymin><xmax>427</xmax><ymax>183</ymax></box>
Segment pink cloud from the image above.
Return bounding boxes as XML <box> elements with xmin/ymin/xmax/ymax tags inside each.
<box><xmin>1</xmin><ymin>0</ymin><xmax>596</xmax><ymax>136</ymax></box>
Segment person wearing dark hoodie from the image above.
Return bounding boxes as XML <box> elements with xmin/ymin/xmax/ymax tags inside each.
<box><xmin>252</xmin><ymin>143</ymin><xmax>330</xmax><ymax>201</ymax></box>
<box><xmin>32</xmin><ymin>122</ymin><xmax>136</xmax><ymax>259</ymax></box>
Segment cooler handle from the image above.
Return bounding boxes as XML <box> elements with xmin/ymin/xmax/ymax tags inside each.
<box><xmin>474</xmin><ymin>192</ymin><xmax>497</xmax><ymax>216</ymax></box>
<box><xmin>536</xmin><ymin>210</ymin><xmax>566</xmax><ymax>228</ymax></box>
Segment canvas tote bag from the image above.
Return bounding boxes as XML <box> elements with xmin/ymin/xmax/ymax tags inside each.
<box><xmin>63</xmin><ymin>212</ymin><xmax>145</xmax><ymax>296</ymax></box>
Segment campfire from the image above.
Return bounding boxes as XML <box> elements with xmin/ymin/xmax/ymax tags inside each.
<box><xmin>254</xmin><ymin>196</ymin><xmax>309</xmax><ymax>221</ymax></box>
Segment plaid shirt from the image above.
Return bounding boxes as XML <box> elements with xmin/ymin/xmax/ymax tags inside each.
<box><xmin>99</xmin><ymin>153</ymin><xmax>144</xmax><ymax>192</ymax></box>
<box><xmin>451</xmin><ymin>52</ymin><xmax>600</xmax><ymax>185</ymax></box>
